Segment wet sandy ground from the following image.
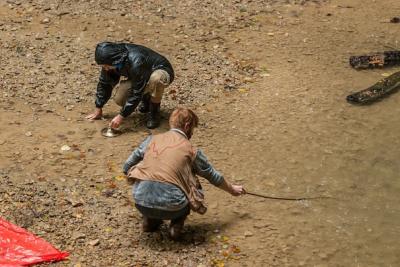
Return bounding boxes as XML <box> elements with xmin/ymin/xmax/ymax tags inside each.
<box><xmin>1</xmin><ymin>0</ymin><xmax>400</xmax><ymax>266</ymax></box>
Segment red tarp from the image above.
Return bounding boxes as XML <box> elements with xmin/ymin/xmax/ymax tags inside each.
<box><xmin>0</xmin><ymin>218</ymin><xmax>68</xmax><ymax>266</ymax></box>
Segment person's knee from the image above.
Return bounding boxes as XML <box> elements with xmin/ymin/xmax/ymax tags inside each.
<box><xmin>146</xmin><ymin>70</ymin><xmax>170</xmax><ymax>101</ymax></box>
<box><xmin>150</xmin><ymin>69</ymin><xmax>170</xmax><ymax>86</ymax></box>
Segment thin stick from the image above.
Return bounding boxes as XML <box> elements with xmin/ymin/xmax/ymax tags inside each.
<box><xmin>246</xmin><ymin>191</ymin><xmax>333</xmax><ymax>201</ymax></box>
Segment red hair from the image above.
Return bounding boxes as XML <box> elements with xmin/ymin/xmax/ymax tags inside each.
<box><xmin>169</xmin><ymin>108</ymin><xmax>199</xmax><ymax>130</ymax></box>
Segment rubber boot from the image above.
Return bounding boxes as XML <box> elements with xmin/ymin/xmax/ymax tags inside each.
<box><xmin>138</xmin><ymin>94</ymin><xmax>151</xmax><ymax>113</ymax></box>
<box><xmin>142</xmin><ymin>216</ymin><xmax>162</xmax><ymax>232</ymax></box>
<box><xmin>169</xmin><ymin>215</ymin><xmax>186</xmax><ymax>240</ymax></box>
<box><xmin>147</xmin><ymin>102</ymin><xmax>161</xmax><ymax>129</ymax></box>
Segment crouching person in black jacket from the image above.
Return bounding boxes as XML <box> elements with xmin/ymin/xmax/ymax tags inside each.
<box><xmin>86</xmin><ymin>42</ymin><xmax>174</xmax><ymax>129</ymax></box>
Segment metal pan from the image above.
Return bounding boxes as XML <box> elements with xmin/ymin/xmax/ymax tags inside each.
<box><xmin>101</xmin><ymin>127</ymin><xmax>123</xmax><ymax>138</ymax></box>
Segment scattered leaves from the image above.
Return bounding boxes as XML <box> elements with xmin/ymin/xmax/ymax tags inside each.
<box><xmin>211</xmin><ymin>259</ymin><xmax>225</xmax><ymax>267</ymax></box>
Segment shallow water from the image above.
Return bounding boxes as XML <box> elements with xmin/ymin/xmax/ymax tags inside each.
<box><xmin>214</xmin><ymin>80</ymin><xmax>400</xmax><ymax>266</ymax></box>
<box><xmin>213</xmin><ymin>1</ymin><xmax>400</xmax><ymax>264</ymax></box>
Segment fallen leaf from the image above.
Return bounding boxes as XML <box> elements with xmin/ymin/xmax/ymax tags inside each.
<box><xmin>212</xmin><ymin>259</ymin><xmax>225</xmax><ymax>267</ymax></box>
<box><xmin>231</xmin><ymin>245</ymin><xmax>241</xmax><ymax>254</ymax></box>
<box><xmin>114</xmin><ymin>175</ymin><xmax>126</xmax><ymax>181</ymax></box>
<box><xmin>222</xmin><ymin>250</ymin><xmax>230</xmax><ymax>257</ymax></box>
<box><xmin>107</xmin><ymin>180</ymin><xmax>117</xmax><ymax>189</ymax></box>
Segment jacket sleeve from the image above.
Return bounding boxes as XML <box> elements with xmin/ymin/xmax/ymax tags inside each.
<box><xmin>95</xmin><ymin>69</ymin><xmax>120</xmax><ymax>108</ymax></box>
<box><xmin>123</xmin><ymin>135</ymin><xmax>152</xmax><ymax>174</ymax></box>
<box><xmin>193</xmin><ymin>149</ymin><xmax>225</xmax><ymax>186</ymax></box>
<box><xmin>119</xmin><ymin>55</ymin><xmax>149</xmax><ymax>117</ymax></box>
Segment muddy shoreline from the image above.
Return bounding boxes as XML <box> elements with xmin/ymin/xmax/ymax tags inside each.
<box><xmin>1</xmin><ymin>0</ymin><xmax>400</xmax><ymax>266</ymax></box>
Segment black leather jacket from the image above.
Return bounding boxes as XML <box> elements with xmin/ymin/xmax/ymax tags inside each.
<box><xmin>94</xmin><ymin>42</ymin><xmax>174</xmax><ymax>117</ymax></box>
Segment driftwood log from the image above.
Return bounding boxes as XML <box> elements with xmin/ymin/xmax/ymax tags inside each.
<box><xmin>349</xmin><ymin>51</ymin><xmax>400</xmax><ymax>69</ymax></box>
<box><xmin>347</xmin><ymin>71</ymin><xmax>400</xmax><ymax>104</ymax></box>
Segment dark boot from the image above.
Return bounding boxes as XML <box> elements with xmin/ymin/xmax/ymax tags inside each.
<box><xmin>142</xmin><ymin>216</ymin><xmax>162</xmax><ymax>232</ymax></box>
<box><xmin>138</xmin><ymin>94</ymin><xmax>151</xmax><ymax>113</ymax></box>
<box><xmin>168</xmin><ymin>215</ymin><xmax>186</xmax><ymax>240</ymax></box>
<box><xmin>147</xmin><ymin>102</ymin><xmax>161</xmax><ymax>129</ymax></box>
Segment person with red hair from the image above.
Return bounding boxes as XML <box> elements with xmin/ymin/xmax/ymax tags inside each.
<box><xmin>123</xmin><ymin>108</ymin><xmax>246</xmax><ymax>240</ymax></box>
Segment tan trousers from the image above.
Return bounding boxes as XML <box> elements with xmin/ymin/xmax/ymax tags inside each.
<box><xmin>113</xmin><ymin>69</ymin><xmax>170</xmax><ymax>107</ymax></box>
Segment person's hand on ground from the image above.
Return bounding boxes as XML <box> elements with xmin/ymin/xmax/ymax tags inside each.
<box><xmin>86</xmin><ymin>108</ymin><xmax>103</xmax><ymax>120</ymax></box>
<box><xmin>110</xmin><ymin>114</ymin><xmax>124</xmax><ymax>129</ymax></box>
<box><xmin>230</xmin><ymin>184</ymin><xmax>246</xmax><ymax>196</ymax></box>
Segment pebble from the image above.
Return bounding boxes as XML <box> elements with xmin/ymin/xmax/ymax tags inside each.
<box><xmin>41</xmin><ymin>18</ymin><xmax>50</xmax><ymax>24</ymax></box>
<box><xmin>244</xmin><ymin>231</ymin><xmax>253</xmax><ymax>237</ymax></box>
<box><xmin>72</xmin><ymin>232</ymin><xmax>86</xmax><ymax>240</ymax></box>
<box><xmin>66</xmin><ymin>197</ymin><xmax>84</xmax><ymax>207</ymax></box>
<box><xmin>88</xmin><ymin>239</ymin><xmax>100</xmax><ymax>246</ymax></box>
<box><xmin>66</xmin><ymin>105</ymin><xmax>74</xmax><ymax>111</ymax></box>
<box><xmin>61</xmin><ymin>145</ymin><xmax>71</xmax><ymax>151</ymax></box>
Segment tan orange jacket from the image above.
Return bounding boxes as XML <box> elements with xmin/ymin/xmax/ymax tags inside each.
<box><xmin>128</xmin><ymin>131</ymin><xmax>207</xmax><ymax>214</ymax></box>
